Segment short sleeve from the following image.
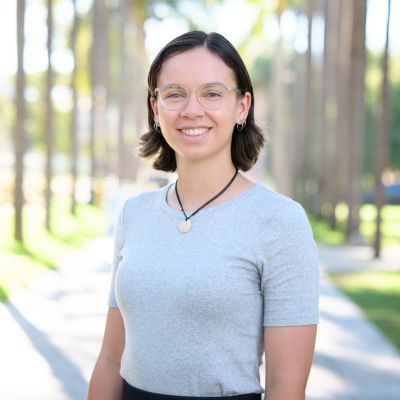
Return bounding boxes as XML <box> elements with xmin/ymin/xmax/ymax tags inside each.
<box><xmin>108</xmin><ymin>201</ymin><xmax>126</xmax><ymax>308</ymax></box>
<box><xmin>260</xmin><ymin>202</ymin><xmax>319</xmax><ymax>326</ymax></box>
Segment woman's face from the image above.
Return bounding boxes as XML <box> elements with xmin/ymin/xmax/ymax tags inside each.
<box><xmin>151</xmin><ymin>47</ymin><xmax>251</xmax><ymax>167</ymax></box>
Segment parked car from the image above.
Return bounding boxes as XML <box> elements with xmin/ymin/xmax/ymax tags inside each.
<box><xmin>362</xmin><ymin>183</ymin><xmax>400</xmax><ymax>205</ymax></box>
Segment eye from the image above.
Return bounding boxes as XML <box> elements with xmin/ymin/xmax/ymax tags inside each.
<box><xmin>206</xmin><ymin>91</ymin><xmax>222</xmax><ymax>98</ymax></box>
<box><xmin>166</xmin><ymin>91</ymin><xmax>185</xmax><ymax>99</ymax></box>
<box><xmin>162</xmin><ymin>87</ymin><xmax>187</xmax><ymax>100</ymax></box>
<box><xmin>202</xmin><ymin>87</ymin><xmax>224</xmax><ymax>98</ymax></box>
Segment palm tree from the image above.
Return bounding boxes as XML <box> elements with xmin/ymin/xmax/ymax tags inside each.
<box><xmin>44</xmin><ymin>0</ymin><xmax>54</xmax><ymax>230</ymax></box>
<box><xmin>322</xmin><ymin>0</ymin><xmax>341</xmax><ymax>229</ymax></box>
<box><xmin>70</xmin><ymin>0</ymin><xmax>79</xmax><ymax>214</ymax></box>
<box><xmin>344</xmin><ymin>0</ymin><xmax>367</xmax><ymax>243</ymax></box>
<box><xmin>117</xmin><ymin>0</ymin><xmax>128</xmax><ymax>179</ymax></box>
<box><xmin>14</xmin><ymin>0</ymin><xmax>27</xmax><ymax>243</ymax></box>
<box><xmin>89</xmin><ymin>0</ymin><xmax>109</xmax><ymax>204</ymax></box>
<box><xmin>298</xmin><ymin>0</ymin><xmax>314</xmax><ymax>206</ymax></box>
<box><xmin>270</xmin><ymin>0</ymin><xmax>294</xmax><ymax>198</ymax></box>
<box><xmin>374</xmin><ymin>0</ymin><xmax>391</xmax><ymax>258</ymax></box>
<box><xmin>335</xmin><ymin>0</ymin><xmax>352</xmax><ymax>227</ymax></box>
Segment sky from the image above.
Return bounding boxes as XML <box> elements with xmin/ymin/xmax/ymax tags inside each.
<box><xmin>0</xmin><ymin>0</ymin><xmax>399</xmax><ymax>78</ymax></box>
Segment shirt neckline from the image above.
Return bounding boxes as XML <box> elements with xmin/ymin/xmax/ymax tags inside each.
<box><xmin>159</xmin><ymin>181</ymin><xmax>262</xmax><ymax>219</ymax></box>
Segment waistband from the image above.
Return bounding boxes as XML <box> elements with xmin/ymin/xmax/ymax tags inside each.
<box><xmin>122</xmin><ymin>380</ymin><xmax>262</xmax><ymax>400</ymax></box>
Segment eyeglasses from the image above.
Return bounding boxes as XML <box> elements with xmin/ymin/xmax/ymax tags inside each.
<box><xmin>152</xmin><ymin>83</ymin><xmax>243</xmax><ymax>111</ymax></box>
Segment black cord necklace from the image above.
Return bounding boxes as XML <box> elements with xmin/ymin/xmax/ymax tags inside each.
<box><xmin>174</xmin><ymin>168</ymin><xmax>239</xmax><ymax>233</ymax></box>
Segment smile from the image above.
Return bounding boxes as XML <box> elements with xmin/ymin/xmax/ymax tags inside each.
<box><xmin>180</xmin><ymin>128</ymin><xmax>209</xmax><ymax>137</ymax></box>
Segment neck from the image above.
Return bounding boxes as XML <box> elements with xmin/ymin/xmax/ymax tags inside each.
<box><xmin>174</xmin><ymin>158</ymin><xmax>237</xmax><ymax>211</ymax></box>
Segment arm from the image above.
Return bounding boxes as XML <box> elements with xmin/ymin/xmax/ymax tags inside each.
<box><xmin>264</xmin><ymin>325</ymin><xmax>317</xmax><ymax>400</ymax></box>
<box><xmin>87</xmin><ymin>308</ymin><xmax>125</xmax><ymax>400</ymax></box>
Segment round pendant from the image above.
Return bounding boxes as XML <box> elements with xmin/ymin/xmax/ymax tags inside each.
<box><xmin>178</xmin><ymin>219</ymin><xmax>192</xmax><ymax>233</ymax></box>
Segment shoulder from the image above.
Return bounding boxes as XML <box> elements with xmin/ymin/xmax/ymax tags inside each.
<box><xmin>248</xmin><ymin>183</ymin><xmax>307</xmax><ymax>221</ymax></box>
<box><xmin>119</xmin><ymin>184</ymin><xmax>168</xmax><ymax>221</ymax></box>
<box><xmin>125</xmin><ymin>185</ymin><xmax>166</xmax><ymax>206</ymax></box>
<box><xmin>242</xmin><ymin>184</ymin><xmax>313</xmax><ymax>245</ymax></box>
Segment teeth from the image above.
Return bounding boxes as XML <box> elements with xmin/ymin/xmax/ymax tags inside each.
<box><xmin>181</xmin><ymin>128</ymin><xmax>208</xmax><ymax>136</ymax></box>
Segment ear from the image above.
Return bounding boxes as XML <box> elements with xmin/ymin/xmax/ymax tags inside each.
<box><xmin>151</xmin><ymin>96</ymin><xmax>159</xmax><ymax>124</ymax></box>
<box><xmin>236</xmin><ymin>92</ymin><xmax>251</xmax><ymax>124</ymax></box>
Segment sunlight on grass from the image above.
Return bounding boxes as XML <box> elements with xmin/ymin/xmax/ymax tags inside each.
<box><xmin>309</xmin><ymin>204</ymin><xmax>400</xmax><ymax>247</ymax></box>
<box><xmin>0</xmin><ymin>198</ymin><xmax>106</xmax><ymax>302</ymax></box>
<box><xmin>359</xmin><ymin>205</ymin><xmax>400</xmax><ymax>246</ymax></box>
<box><xmin>0</xmin><ymin>254</ymin><xmax>45</xmax><ymax>301</ymax></box>
<box><xmin>329</xmin><ymin>271</ymin><xmax>400</xmax><ymax>352</ymax></box>
<box><xmin>307</xmin><ymin>215</ymin><xmax>344</xmax><ymax>245</ymax></box>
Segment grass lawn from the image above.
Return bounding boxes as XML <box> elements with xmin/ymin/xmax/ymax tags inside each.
<box><xmin>309</xmin><ymin>204</ymin><xmax>400</xmax><ymax>247</ymax></box>
<box><xmin>0</xmin><ymin>198</ymin><xmax>106</xmax><ymax>302</ymax></box>
<box><xmin>329</xmin><ymin>271</ymin><xmax>400</xmax><ymax>352</ymax></box>
<box><xmin>309</xmin><ymin>204</ymin><xmax>400</xmax><ymax>352</ymax></box>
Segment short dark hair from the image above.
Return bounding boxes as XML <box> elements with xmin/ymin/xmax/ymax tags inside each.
<box><xmin>137</xmin><ymin>31</ymin><xmax>264</xmax><ymax>172</ymax></box>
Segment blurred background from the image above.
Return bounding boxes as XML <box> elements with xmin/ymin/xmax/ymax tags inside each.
<box><xmin>1</xmin><ymin>0</ymin><xmax>400</xmax><ymax>398</ymax></box>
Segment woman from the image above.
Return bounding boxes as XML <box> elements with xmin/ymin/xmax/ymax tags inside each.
<box><xmin>88</xmin><ymin>31</ymin><xmax>319</xmax><ymax>400</ymax></box>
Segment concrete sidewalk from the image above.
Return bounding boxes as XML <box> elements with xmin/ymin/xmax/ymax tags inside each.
<box><xmin>1</xmin><ymin>240</ymin><xmax>399</xmax><ymax>399</ymax></box>
<box><xmin>0</xmin><ymin>239</ymin><xmax>112</xmax><ymax>400</ymax></box>
<box><xmin>306</xmin><ymin>244</ymin><xmax>400</xmax><ymax>399</ymax></box>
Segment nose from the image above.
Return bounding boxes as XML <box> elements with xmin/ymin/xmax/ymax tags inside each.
<box><xmin>180</xmin><ymin>90</ymin><xmax>204</xmax><ymax>118</ymax></box>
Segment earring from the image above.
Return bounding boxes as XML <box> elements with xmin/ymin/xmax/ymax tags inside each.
<box><xmin>154</xmin><ymin>121</ymin><xmax>161</xmax><ymax>133</ymax></box>
<box><xmin>236</xmin><ymin>120</ymin><xmax>246</xmax><ymax>132</ymax></box>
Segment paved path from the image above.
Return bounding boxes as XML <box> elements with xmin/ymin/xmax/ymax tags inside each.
<box><xmin>1</xmin><ymin>240</ymin><xmax>399</xmax><ymax>399</ymax></box>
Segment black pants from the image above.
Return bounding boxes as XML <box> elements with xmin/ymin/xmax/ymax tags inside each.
<box><xmin>122</xmin><ymin>380</ymin><xmax>262</xmax><ymax>400</ymax></box>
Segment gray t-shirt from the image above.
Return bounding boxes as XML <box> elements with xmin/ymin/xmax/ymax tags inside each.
<box><xmin>109</xmin><ymin>182</ymin><xmax>319</xmax><ymax>396</ymax></box>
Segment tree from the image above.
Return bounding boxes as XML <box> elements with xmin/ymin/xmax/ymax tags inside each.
<box><xmin>70</xmin><ymin>0</ymin><xmax>79</xmax><ymax>214</ymax></box>
<box><xmin>321</xmin><ymin>0</ymin><xmax>341</xmax><ymax>229</ymax></box>
<box><xmin>89</xmin><ymin>0</ymin><xmax>109</xmax><ymax>204</ymax></box>
<box><xmin>296</xmin><ymin>0</ymin><xmax>314</xmax><ymax>206</ymax></box>
<box><xmin>44</xmin><ymin>0</ymin><xmax>55</xmax><ymax>230</ymax></box>
<box><xmin>374</xmin><ymin>0</ymin><xmax>391</xmax><ymax>257</ymax></box>
<box><xmin>335</xmin><ymin>0</ymin><xmax>353</xmax><ymax>229</ymax></box>
<box><xmin>117</xmin><ymin>0</ymin><xmax>128</xmax><ymax>179</ymax></box>
<box><xmin>344</xmin><ymin>0</ymin><xmax>367</xmax><ymax>243</ymax></box>
<box><xmin>14</xmin><ymin>0</ymin><xmax>27</xmax><ymax>243</ymax></box>
<box><xmin>270</xmin><ymin>0</ymin><xmax>294</xmax><ymax>198</ymax></box>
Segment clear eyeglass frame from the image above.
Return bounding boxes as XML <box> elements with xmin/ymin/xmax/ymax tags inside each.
<box><xmin>152</xmin><ymin>83</ymin><xmax>244</xmax><ymax>111</ymax></box>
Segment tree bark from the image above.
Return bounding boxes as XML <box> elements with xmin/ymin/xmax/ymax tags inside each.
<box><xmin>293</xmin><ymin>0</ymin><xmax>314</xmax><ymax>206</ymax></box>
<box><xmin>117</xmin><ymin>0</ymin><xmax>127</xmax><ymax>180</ymax></box>
<box><xmin>322</xmin><ymin>0</ymin><xmax>341</xmax><ymax>229</ymax></box>
<box><xmin>336</xmin><ymin>0</ymin><xmax>353</xmax><ymax>232</ymax></box>
<box><xmin>70</xmin><ymin>0</ymin><xmax>78</xmax><ymax>214</ymax></box>
<box><xmin>312</xmin><ymin>0</ymin><xmax>326</xmax><ymax>218</ymax></box>
<box><xmin>345</xmin><ymin>0</ymin><xmax>367</xmax><ymax>243</ymax></box>
<box><xmin>44</xmin><ymin>0</ymin><xmax>54</xmax><ymax>231</ymax></box>
<box><xmin>90</xmin><ymin>0</ymin><xmax>109</xmax><ymax>204</ymax></box>
<box><xmin>14</xmin><ymin>0</ymin><xmax>26</xmax><ymax>243</ymax></box>
<box><xmin>271</xmin><ymin>16</ymin><xmax>288</xmax><ymax>196</ymax></box>
<box><xmin>374</xmin><ymin>0</ymin><xmax>391</xmax><ymax>258</ymax></box>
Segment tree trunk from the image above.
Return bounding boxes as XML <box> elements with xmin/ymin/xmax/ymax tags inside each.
<box><xmin>374</xmin><ymin>0</ymin><xmax>391</xmax><ymax>258</ymax></box>
<box><xmin>345</xmin><ymin>0</ymin><xmax>367</xmax><ymax>243</ymax></box>
<box><xmin>14</xmin><ymin>0</ymin><xmax>26</xmax><ymax>243</ymax></box>
<box><xmin>70</xmin><ymin>0</ymin><xmax>78</xmax><ymax>214</ymax></box>
<box><xmin>271</xmin><ymin>16</ymin><xmax>288</xmax><ymax>196</ymax></box>
<box><xmin>90</xmin><ymin>0</ymin><xmax>109</xmax><ymax>204</ymax></box>
<box><xmin>44</xmin><ymin>0</ymin><xmax>54</xmax><ymax>231</ymax></box>
<box><xmin>336</xmin><ymin>0</ymin><xmax>353</xmax><ymax>231</ymax></box>
<box><xmin>293</xmin><ymin>0</ymin><xmax>314</xmax><ymax>206</ymax></box>
<box><xmin>312</xmin><ymin>0</ymin><xmax>326</xmax><ymax>218</ymax></box>
<box><xmin>129</xmin><ymin>4</ymin><xmax>148</xmax><ymax>181</ymax></box>
<box><xmin>118</xmin><ymin>0</ymin><xmax>127</xmax><ymax>180</ymax></box>
<box><xmin>322</xmin><ymin>0</ymin><xmax>341</xmax><ymax>229</ymax></box>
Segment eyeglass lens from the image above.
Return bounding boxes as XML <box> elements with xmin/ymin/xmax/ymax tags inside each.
<box><xmin>158</xmin><ymin>85</ymin><xmax>236</xmax><ymax>110</ymax></box>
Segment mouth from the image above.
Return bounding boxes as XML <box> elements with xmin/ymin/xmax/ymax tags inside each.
<box><xmin>179</xmin><ymin>128</ymin><xmax>210</xmax><ymax>137</ymax></box>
